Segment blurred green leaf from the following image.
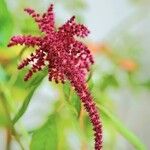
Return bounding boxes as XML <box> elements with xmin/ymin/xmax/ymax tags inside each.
<box><xmin>63</xmin><ymin>81</ymin><xmax>71</xmax><ymax>99</ymax></box>
<box><xmin>0</xmin><ymin>111</ymin><xmax>8</xmax><ymax>126</ymax></box>
<box><xmin>100</xmin><ymin>74</ymin><xmax>119</xmax><ymax>91</ymax></box>
<box><xmin>12</xmin><ymin>68</ymin><xmax>47</xmax><ymax>124</ymax></box>
<box><xmin>12</xmin><ymin>86</ymin><xmax>36</xmax><ymax>124</ymax></box>
<box><xmin>25</xmin><ymin>68</ymin><xmax>47</xmax><ymax>88</ymax></box>
<box><xmin>0</xmin><ymin>0</ymin><xmax>13</xmax><ymax>46</ymax></box>
<box><xmin>13</xmin><ymin>67</ymin><xmax>47</xmax><ymax>90</ymax></box>
<box><xmin>86</xmin><ymin>69</ymin><xmax>93</xmax><ymax>83</ymax></box>
<box><xmin>21</xmin><ymin>18</ymin><xmax>40</xmax><ymax>34</ymax></box>
<box><xmin>0</xmin><ymin>65</ymin><xmax>7</xmax><ymax>82</ymax></box>
<box><xmin>71</xmin><ymin>91</ymin><xmax>81</xmax><ymax>117</ymax></box>
<box><xmin>87</xmin><ymin>70</ymin><xmax>94</xmax><ymax>92</ymax></box>
<box><xmin>88</xmin><ymin>78</ymin><xmax>94</xmax><ymax>91</ymax></box>
<box><xmin>63</xmin><ymin>81</ymin><xmax>81</xmax><ymax>117</ymax></box>
<box><xmin>83</xmin><ymin>115</ymin><xmax>93</xmax><ymax>140</ymax></box>
<box><xmin>30</xmin><ymin>114</ymin><xmax>58</xmax><ymax>150</ymax></box>
<box><xmin>99</xmin><ymin>105</ymin><xmax>146</xmax><ymax>150</ymax></box>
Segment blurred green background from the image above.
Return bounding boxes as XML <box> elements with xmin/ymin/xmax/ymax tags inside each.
<box><xmin>0</xmin><ymin>0</ymin><xmax>150</xmax><ymax>150</ymax></box>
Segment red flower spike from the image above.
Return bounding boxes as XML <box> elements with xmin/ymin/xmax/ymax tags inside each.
<box><xmin>8</xmin><ymin>4</ymin><xmax>102</xmax><ymax>150</ymax></box>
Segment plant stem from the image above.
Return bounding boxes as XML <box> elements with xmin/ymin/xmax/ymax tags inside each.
<box><xmin>1</xmin><ymin>95</ymin><xmax>24</xmax><ymax>150</ymax></box>
<box><xmin>6</xmin><ymin>128</ymin><xmax>11</xmax><ymax>150</ymax></box>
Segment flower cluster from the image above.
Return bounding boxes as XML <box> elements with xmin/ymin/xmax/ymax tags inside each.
<box><xmin>8</xmin><ymin>4</ymin><xmax>102</xmax><ymax>150</ymax></box>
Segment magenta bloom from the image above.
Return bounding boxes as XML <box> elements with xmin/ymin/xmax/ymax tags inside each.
<box><xmin>8</xmin><ymin>4</ymin><xmax>102</xmax><ymax>150</ymax></box>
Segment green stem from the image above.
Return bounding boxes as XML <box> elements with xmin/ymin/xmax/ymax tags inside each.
<box><xmin>6</xmin><ymin>128</ymin><xmax>11</xmax><ymax>150</ymax></box>
<box><xmin>1</xmin><ymin>97</ymin><xmax>24</xmax><ymax>150</ymax></box>
<box><xmin>0</xmin><ymin>81</ymin><xmax>24</xmax><ymax>149</ymax></box>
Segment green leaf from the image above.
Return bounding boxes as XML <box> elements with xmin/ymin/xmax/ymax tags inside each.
<box><xmin>12</xmin><ymin>86</ymin><xmax>36</xmax><ymax>124</ymax></box>
<box><xmin>12</xmin><ymin>68</ymin><xmax>47</xmax><ymax>124</ymax></box>
<box><xmin>0</xmin><ymin>112</ymin><xmax>8</xmax><ymax>126</ymax></box>
<box><xmin>71</xmin><ymin>91</ymin><xmax>81</xmax><ymax>117</ymax></box>
<box><xmin>99</xmin><ymin>105</ymin><xmax>146</xmax><ymax>150</ymax></box>
<box><xmin>100</xmin><ymin>74</ymin><xmax>119</xmax><ymax>91</ymax></box>
<box><xmin>25</xmin><ymin>67</ymin><xmax>48</xmax><ymax>88</ymax></box>
<box><xmin>63</xmin><ymin>81</ymin><xmax>71</xmax><ymax>100</ymax></box>
<box><xmin>21</xmin><ymin>18</ymin><xmax>40</xmax><ymax>34</ymax></box>
<box><xmin>0</xmin><ymin>65</ymin><xmax>7</xmax><ymax>82</ymax></box>
<box><xmin>30</xmin><ymin>114</ymin><xmax>58</xmax><ymax>150</ymax></box>
<box><xmin>0</xmin><ymin>0</ymin><xmax>13</xmax><ymax>46</ymax></box>
<box><xmin>63</xmin><ymin>81</ymin><xmax>81</xmax><ymax>117</ymax></box>
<box><xmin>88</xmin><ymin>78</ymin><xmax>94</xmax><ymax>91</ymax></box>
<box><xmin>86</xmin><ymin>70</ymin><xmax>93</xmax><ymax>83</ymax></box>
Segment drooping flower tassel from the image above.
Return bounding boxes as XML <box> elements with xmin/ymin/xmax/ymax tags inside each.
<box><xmin>8</xmin><ymin>4</ymin><xmax>103</xmax><ymax>149</ymax></box>
<box><xmin>66</xmin><ymin>66</ymin><xmax>102</xmax><ymax>150</ymax></box>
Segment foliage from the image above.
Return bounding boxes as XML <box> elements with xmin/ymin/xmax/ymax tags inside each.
<box><xmin>0</xmin><ymin>0</ymin><xmax>148</xmax><ymax>150</ymax></box>
<box><xmin>0</xmin><ymin>0</ymin><xmax>13</xmax><ymax>46</ymax></box>
<box><xmin>30</xmin><ymin>114</ymin><xmax>58</xmax><ymax>150</ymax></box>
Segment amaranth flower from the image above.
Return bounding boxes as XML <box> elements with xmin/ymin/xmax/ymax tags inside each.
<box><xmin>8</xmin><ymin>4</ymin><xmax>102</xmax><ymax>150</ymax></box>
